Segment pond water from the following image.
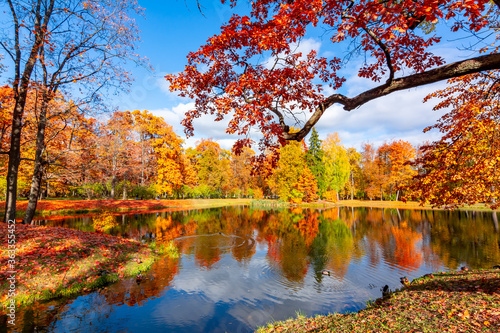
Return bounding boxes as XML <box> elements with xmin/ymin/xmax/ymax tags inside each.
<box><xmin>9</xmin><ymin>206</ymin><xmax>500</xmax><ymax>332</ymax></box>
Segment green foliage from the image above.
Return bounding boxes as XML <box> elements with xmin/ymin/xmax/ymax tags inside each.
<box><xmin>130</xmin><ymin>184</ymin><xmax>156</xmax><ymax>199</ymax></box>
<box><xmin>77</xmin><ymin>183</ymin><xmax>106</xmax><ymax>199</ymax></box>
<box><xmin>306</xmin><ymin>127</ymin><xmax>326</xmax><ymax>196</ymax></box>
<box><xmin>149</xmin><ymin>241</ymin><xmax>180</xmax><ymax>259</ymax></box>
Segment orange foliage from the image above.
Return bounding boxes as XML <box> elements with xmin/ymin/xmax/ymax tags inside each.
<box><xmin>391</xmin><ymin>221</ymin><xmax>423</xmax><ymax>272</ymax></box>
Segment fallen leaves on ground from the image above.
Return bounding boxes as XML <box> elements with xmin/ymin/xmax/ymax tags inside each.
<box><xmin>257</xmin><ymin>269</ymin><xmax>500</xmax><ymax>332</ymax></box>
<box><xmin>0</xmin><ymin>223</ymin><xmax>153</xmax><ymax>312</ymax></box>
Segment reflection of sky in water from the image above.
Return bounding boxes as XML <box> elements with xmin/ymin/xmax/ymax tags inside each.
<box><xmin>16</xmin><ymin>207</ymin><xmax>500</xmax><ymax>332</ymax></box>
<box><xmin>46</xmin><ymin>251</ymin><xmax>406</xmax><ymax>332</ymax></box>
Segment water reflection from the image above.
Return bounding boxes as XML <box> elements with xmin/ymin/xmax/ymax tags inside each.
<box><xmin>11</xmin><ymin>207</ymin><xmax>500</xmax><ymax>332</ymax></box>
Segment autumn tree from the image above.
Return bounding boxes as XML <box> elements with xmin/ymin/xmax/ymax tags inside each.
<box><xmin>377</xmin><ymin>140</ymin><xmax>417</xmax><ymax>201</ymax></box>
<box><xmin>167</xmin><ymin>0</ymin><xmax>500</xmax><ymax>159</ymax></box>
<box><xmin>190</xmin><ymin>139</ymin><xmax>231</xmax><ymax>198</ymax></box>
<box><xmin>322</xmin><ymin>133</ymin><xmax>350</xmax><ymax>202</ymax></box>
<box><xmin>98</xmin><ymin>111</ymin><xmax>137</xmax><ymax>199</ymax></box>
<box><xmin>407</xmin><ymin>71</ymin><xmax>500</xmax><ymax>209</ymax></box>
<box><xmin>345</xmin><ymin>147</ymin><xmax>362</xmax><ymax>200</ymax></box>
<box><xmin>151</xmin><ymin>117</ymin><xmax>190</xmax><ymax>197</ymax></box>
<box><xmin>269</xmin><ymin>139</ymin><xmax>317</xmax><ymax>202</ymax></box>
<box><xmin>305</xmin><ymin>127</ymin><xmax>325</xmax><ymax>197</ymax></box>
<box><xmin>360</xmin><ymin>143</ymin><xmax>383</xmax><ymax>200</ymax></box>
<box><xmin>0</xmin><ymin>0</ymin><xmax>144</xmax><ymax>222</ymax></box>
<box><xmin>229</xmin><ymin>146</ymin><xmax>255</xmax><ymax>197</ymax></box>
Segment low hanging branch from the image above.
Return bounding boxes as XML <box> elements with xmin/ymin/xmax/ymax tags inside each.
<box><xmin>285</xmin><ymin>52</ymin><xmax>500</xmax><ymax>142</ymax></box>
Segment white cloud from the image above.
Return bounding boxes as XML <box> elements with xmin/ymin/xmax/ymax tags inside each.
<box><xmin>149</xmin><ymin>103</ymin><xmax>241</xmax><ymax>150</ymax></box>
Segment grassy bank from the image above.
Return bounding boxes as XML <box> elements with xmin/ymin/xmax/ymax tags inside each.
<box><xmin>257</xmin><ymin>269</ymin><xmax>500</xmax><ymax>332</ymax></box>
<box><xmin>0</xmin><ymin>223</ymin><xmax>177</xmax><ymax>313</ymax></box>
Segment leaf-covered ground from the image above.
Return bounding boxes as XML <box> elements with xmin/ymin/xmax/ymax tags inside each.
<box><xmin>2</xmin><ymin>198</ymin><xmax>253</xmax><ymax>219</ymax></box>
<box><xmin>257</xmin><ymin>269</ymin><xmax>500</xmax><ymax>332</ymax></box>
<box><xmin>0</xmin><ymin>223</ymin><xmax>157</xmax><ymax>313</ymax></box>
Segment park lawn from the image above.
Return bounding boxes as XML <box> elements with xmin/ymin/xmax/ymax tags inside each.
<box><xmin>257</xmin><ymin>269</ymin><xmax>500</xmax><ymax>332</ymax></box>
<box><xmin>0</xmin><ymin>223</ymin><xmax>173</xmax><ymax>313</ymax></box>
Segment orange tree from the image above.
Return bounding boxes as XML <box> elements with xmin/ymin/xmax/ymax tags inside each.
<box><xmin>407</xmin><ymin>71</ymin><xmax>500</xmax><ymax>209</ymax></box>
<box><xmin>377</xmin><ymin>140</ymin><xmax>417</xmax><ymax>201</ymax></box>
<box><xmin>167</xmin><ymin>0</ymin><xmax>500</xmax><ymax>155</ymax></box>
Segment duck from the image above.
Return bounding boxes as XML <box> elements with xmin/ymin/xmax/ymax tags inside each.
<box><xmin>321</xmin><ymin>270</ymin><xmax>331</xmax><ymax>276</ymax></box>
<box><xmin>460</xmin><ymin>266</ymin><xmax>469</xmax><ymax>272</ymax></box>
<box><xmin>493</xmin><ymin>265</ymin><xmax>500</xmax><ymax>269</ymax></box>
<box><xmin>136</xmin><ymin>274</ymin><xmax>144</xmax><ymax>283</ymax></box>
<box><xmin>381</xmin><ymin>285</ymin><xmax>390</xmax><ymax>297</ymax></box>
<box><xmin>400</xmin><ymin>276</ymin><xmax>410</xmax><ymax>287</ymax></box>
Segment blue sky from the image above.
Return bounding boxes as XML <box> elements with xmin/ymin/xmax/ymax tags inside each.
<box><xmin>11</xmin><ymin>0</ymin><xmax>475</xmax><ymax>152</ymax></box>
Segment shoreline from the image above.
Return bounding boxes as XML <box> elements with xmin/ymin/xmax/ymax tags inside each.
<box><xmin>256</xmin><ymin>268</ymin><xmax>500</xmax><ymax>332</ymax></box>
<box><xmin>1</xmin><ymin>198</ymin><xmax>497</xmax><ymax>222</ymax></box>
<box><xmin>0</xmin><ymin>223</ymin><xmax>177</xmax><ymax>313</ymax></box>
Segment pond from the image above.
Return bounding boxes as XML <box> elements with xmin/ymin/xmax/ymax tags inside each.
<box><xmin>11</xmin><ymin>206</ymin><xmax>500</xmax><ymax>332</ymax></box>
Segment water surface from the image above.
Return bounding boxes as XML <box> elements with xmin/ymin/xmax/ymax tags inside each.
<box><xmin>10</xmin><ymin>206</ymin><xmax>500</xmax><ymax>332</ymax></box>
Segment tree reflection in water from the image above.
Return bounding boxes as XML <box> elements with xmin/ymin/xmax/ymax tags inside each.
<box><xmin>15</xmin><ymin>206</ymin><xmax>500</xmax><ymax>332</ymax></box>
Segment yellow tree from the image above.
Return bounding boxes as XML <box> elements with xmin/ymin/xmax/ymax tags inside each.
<box><xmin>269</xmin><ymin>139</ymin><xmax>317</xmax><ymax>202</ymax></box>
<box><xmin>149</xmin><ymin>117</ymin><xmax>186</xmax><ymax>197</ymax></box>
<box><xmin>322</xmin><ymin>133</ymin><xmax>350</xmax><ymax>202</ymax></box>
<box><xmin>344</xmin><ymin>147</ymin><xmax>362</xmax><ymax>200</ymax></box>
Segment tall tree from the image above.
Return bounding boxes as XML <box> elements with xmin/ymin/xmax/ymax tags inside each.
<box><xmin>192</xmin><ymin>139</ymin><xmax>231</xmax><ymax>197</ymax></box>
<box><xmin>322</xmin><ymin>133</ymin><xmax>350</xmax><ymax>201</ymax></box>
<box><xmin>229</xmin><ymin>147</ymin><xmax>255</xmax><ymax>197</ymax></box>
<box><xmin>166</xmin><ymin>0</ymin><xmax>500</xmax><ymax>153</ymax></box>
<box><xmin>378</xmin><ymin>140</ymin><xmax>417</xmax><ymax>201</ymax></box>
<box><xmin>360</xmin><ymin>143</ymin><xmax>383</xmax><ymax>200</ymax></box>
<box><xmin>0</xmin><ymin>0</ymin><xmax>143</xmax><ymax>222</ymax></box>
<box><xmin>345</xmin><ymin>147</ymin><xmax>362</xmax><ymax>200</ymax></box>
<box><xmin>305</xmin><ymin>127</ymin><xmax>325</xmax><ymax>197</ymax></box>
<box><xmin>269</xmin><ymin>138</ymin><xmax>317</xmax><ymax>202</ymax></box>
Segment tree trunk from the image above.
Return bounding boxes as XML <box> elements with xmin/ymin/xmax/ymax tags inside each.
<box><xmin>493</xmin><ymin>211</ymin><xmax>499</xmax><ymax>232</ymax></box>
<box><xmin>350</xmin><ymin>171</ymin><xmax>354</xmax><ymax>200</ymax></box>
<box><xmin>4</xmin><ymin>98</ymin><xmax>25</xmax><ymax>222</ymax></box>
<box><xmin>23</xmin><ymin>95</ymin><xmax>49</xmax><ymax>224</ymax></box>
<box><xmin>395</xmin><ymin>189</ymin><xmax>400</xmax><ymax>202</ymax></box>
<box><xmin>122</xmin><ymin>182</ymin><xmax>127</xmax><ymax>200</ymax></box>
<box><xmin>3</xmin><ymin>0</ymin><xmax>55</xmax><ymax>223</ymax></box>
<box><xmin>111</xmin><ymin>177</ymin><xmax>116</xmax><ymax>199</ymax></box>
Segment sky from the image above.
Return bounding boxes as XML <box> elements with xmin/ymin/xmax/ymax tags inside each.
<box><xmin>4</xmin><ymin>0</ymin><xmax>474</xmax><ymax>152</ymax></box>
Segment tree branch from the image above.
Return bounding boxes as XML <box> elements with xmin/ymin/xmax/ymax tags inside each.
<box><xmin>285</xmin><ymin>52</ymin><xmax>500</xmax><ymax>141</ymax></box>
